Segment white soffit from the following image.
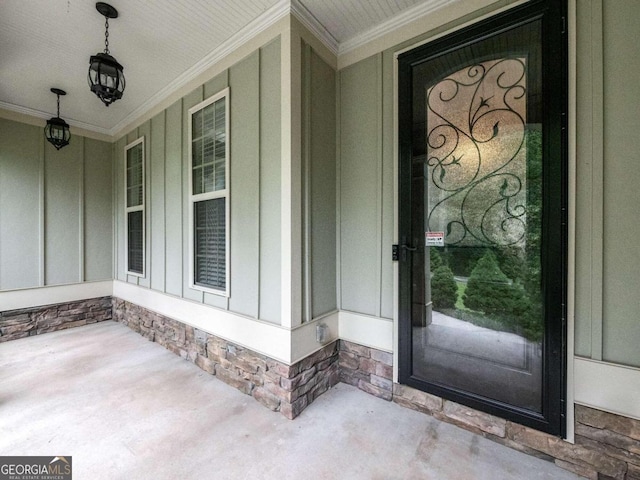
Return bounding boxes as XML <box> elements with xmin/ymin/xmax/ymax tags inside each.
<box><xmin>0</xmin><ymin>0</ymin><xmax>464</xmax><ymax>137</ymax></box>
<box><xmin>0</xmin><ymin>0</ymin><xmax>283</xmax><ymax>136</ymax></box>
<box><xmin>298</xmin><ymin>0</ymin><xmax>425</xmax><ymax>43</ymax></box>
<box><xmin>296</xmin><ymin>0</ymin><xmax>458</xmax><ymax>54</ymax></box>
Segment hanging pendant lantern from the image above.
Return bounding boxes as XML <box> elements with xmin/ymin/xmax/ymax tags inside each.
<box><xmin>44</xmin><ymin>88</ymin><xmax>71</xmax><ymax>150</ymax></box>
<box><xmin>88</xmin><ymin>2</ymin><xmax>125</xmax><ymax>106</ymax></box>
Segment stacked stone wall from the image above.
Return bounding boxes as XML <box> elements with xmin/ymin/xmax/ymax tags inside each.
<box><xmin>339</xmin><ymin>340</ymin><xmax>640</xmax><ymax>480</ymax></box>
<box><xmin>339</xmin><ymin>340</ymin><xmax>393</xmax><ymax>400</ymax></box>
<box><xmin>0</xmin><ymin>297</ymin><xmax>112</xmax><ymax>342</ymax></box>
<box><xmin>112</xmin><ymin>298</ymin><xmax>339</xmax><ymax>419</ymax></box>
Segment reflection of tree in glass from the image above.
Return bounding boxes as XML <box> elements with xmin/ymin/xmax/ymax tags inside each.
<box><xmin>463</xmin><ymin>251</ymin><xmax>529</xmax><ymax>317</ymax></box>
<box><xmin>430</xmin><ymin>249</ymin><xmax>458</xmax><ymax>309</ymax></box>
<box><xmin>431</xmin><ymin>128</ymin><xmax>544</xmax><ymax>342</ymax></box>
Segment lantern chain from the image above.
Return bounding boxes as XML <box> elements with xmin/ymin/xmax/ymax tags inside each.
<box><xmin>57</xmin><ymin>93</ymin><xmax>61</xmax><ymax>117</ymax></box>
<box><xmin>104</xmin><ymin>17</ymin><xmax>110</xmax><ymax>54</ymax></box>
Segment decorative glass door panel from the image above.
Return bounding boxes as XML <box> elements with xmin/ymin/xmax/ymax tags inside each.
<box><xmin>398</xmin><ymin>1</ymin><xmax>566</xmax><ymax>435</ymax></box>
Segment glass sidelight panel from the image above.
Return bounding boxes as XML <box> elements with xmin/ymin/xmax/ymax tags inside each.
<box><xmin>399</xmin><ymin>0</ymin><xmax>566</xmax><ymax>435</ymax></box>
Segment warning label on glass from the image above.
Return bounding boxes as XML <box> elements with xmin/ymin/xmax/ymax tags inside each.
<box><xmin>425</xmin><ymin>231</ymin><xmax>444</xmax><ymax>247</ymax></box>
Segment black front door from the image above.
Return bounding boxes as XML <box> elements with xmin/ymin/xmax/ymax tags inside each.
<box><xmin>398</xmin><ymin>0</ymin><xmax>567</xmax><ymax>436</ymax></box>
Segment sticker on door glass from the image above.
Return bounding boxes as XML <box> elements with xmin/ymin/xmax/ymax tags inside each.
<box><xmin>426</xmin><ymin>231</ymin><xmax>444</xmax><ymax>247</ymax></box>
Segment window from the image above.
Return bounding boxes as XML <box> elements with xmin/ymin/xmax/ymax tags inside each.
<box><xmin>125</xmin><ymin>137</ymin><xmax>145</xmax><ymax>276</ymax></box>
<box><xmin>189</xmin><ymin>89</ymin><xmax>229</xmax><ymax>295</ymax></box>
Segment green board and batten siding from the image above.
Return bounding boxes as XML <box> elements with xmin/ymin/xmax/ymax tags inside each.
<box><xmin>573</xmin><ymin>0</ymin><xmax>640</xmax><ymax>368</ymax></box>
<box><xmin>0</xmin><ymin>120</ymin><xmax>41</xmax><ymax>289</ymax></box>
<box><xmin>259</xmin><ymin>39</ymin><xmax>282</xmax><ymax>324</ymax></box>
<box><xmin>84</xmin><ymin>138</ymin><xmax>113</xmax><ymax>282</ymax></box>
<box><xmin>301</xmin><ymin>40</ymin><xmax>337</xmax><ymax>321</ymax></box>
<box><xmin>150</xmin><ymin>110</ymin><xmax>166</xmax><ymax>293</ymax></box>
<box><xmin>0</xmin><ymin>118</ymin><xmax>113</xmax><ymax>290</ymax></box>
<box><xmin>599</xmin><ymin>1</ymin><xmax>640</xmax><ymax>366</ymax></box>
<box><xmin>339</xmin><ymin>54</ymin><xmax>393</xmax><ymax>319</ymax></box>
<box><xmin>113</xmin><ymin>38</ymin><xmax>283</xmax><ymax>323</ymax></box>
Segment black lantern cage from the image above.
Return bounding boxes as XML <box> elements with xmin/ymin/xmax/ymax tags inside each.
<box><xmin>44</xmin><ymin>88</ymin><xmax>71</xmax><ymax>150</ymax></box>
<box><xmin>88</xmin><ymin>2</ymin><xmax>125</xmax><ymax>107</ymax></box>
<box><xmin>88</xmin><ymin>52</ymin><xmax>125</xmax><ymax>106</ymax></box>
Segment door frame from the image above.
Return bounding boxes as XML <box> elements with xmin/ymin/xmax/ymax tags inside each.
<box><xmin>395</xmin><ymin>0</ymin><xmax>568</xmax><ymax>437</ymax></box>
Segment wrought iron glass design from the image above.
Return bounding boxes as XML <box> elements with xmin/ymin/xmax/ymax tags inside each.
<box><xmin>426</xmin><ymin>58</ymin><xmax>527</xmax><ymax>247</ymax></box>
<box><xmin>416</xmin><ymin>56</ymin><xmax>545</xmax><ymax>413</ymax></box>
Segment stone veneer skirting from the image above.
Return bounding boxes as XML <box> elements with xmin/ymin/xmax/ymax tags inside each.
<box><xmin>339</xmin><ymin>339</ymin><xmax>640</xmax><ymax>480</ymax></box>
<box><xmin>0</xmin><ymin>296</ymin><xmax>112</xmax><ymax>343</ymax></box>
<box><xmin>3</xmin><ymin>296</ymin><xmax>638</xmax><ymax>478</ymax></box>
<box><xmin>111</xmin><ymin>298</ymin><xmax>339</xmax><ymax>419</ymax></box>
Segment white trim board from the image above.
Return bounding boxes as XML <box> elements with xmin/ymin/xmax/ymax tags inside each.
<box><xmin>0</xmin><ymin>281</ymin><xmax>113</xmax><ymax>311</ymax></box>
<box><xmin>291</xmin><ymin>311</ymin><xmax>340</xmax><ymax>364</ymax></box>
<box><xmin>339</xmin><ymin>310</ymin><xmax>393</xmax><ymax>353</ymax></box>
<box><xmin>113</xmin><ymin>280</ymin><xmax>291</xmax><ymax>363</ymax></box>
<box><xmin>574</xmin><ymin>357</ymin><xmax>640</xmax><ymax>421</ymax></box>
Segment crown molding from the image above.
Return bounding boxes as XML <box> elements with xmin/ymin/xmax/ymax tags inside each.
<box><xmin>338</xmin><ymin>0</ymin><xmax>454</xmax><ymax>56</ymax></box>
<box><xmin>290</xmin><ymin>0</ymin><xmax>339</xmax><ymax>56</ymax></box>
<box><xmin>0</xmin><ymin>102</ymin><xmax>113</xmax><ymax>141</ymax></box>
<box><xmin>109</xmin><ymin>0</ymin><xmax>291</xmax><ymax>138</ymax></box>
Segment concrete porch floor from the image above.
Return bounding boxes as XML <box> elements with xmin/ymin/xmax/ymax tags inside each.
<box><xmin>0</xmin><ymin>322</ymin><xmax>582</xmax><ymax>480</ymax></box>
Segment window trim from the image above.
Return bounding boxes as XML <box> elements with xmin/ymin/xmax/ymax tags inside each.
<box><xmin>124</xmin><ymin>136</ymin><xmax>146</xmax><ymax>278</ymax></box>
<box><xmin>188</xmin><ymin>88</ymin><xmax>230</xmax><ymax>297</ymax></box>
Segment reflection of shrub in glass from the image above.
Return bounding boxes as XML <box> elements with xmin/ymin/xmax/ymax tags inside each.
<box><xmin>431</xmin><ymin>265</ymin><xmax>458</xmax><ymax>309</ymax></box>
<box><xmin>463</xmin><ymin>250</ymin><xmax>529</xmax><ymax>318</ymax></box>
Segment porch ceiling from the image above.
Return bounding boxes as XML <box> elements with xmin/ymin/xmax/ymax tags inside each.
<box><xmin>0</xmin><ymin>0</ymin><xmax>456</xmax><ymax>137</ymax></box>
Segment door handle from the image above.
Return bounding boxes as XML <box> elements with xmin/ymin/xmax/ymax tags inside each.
<box><xmin>400</xmin><ymin>243</ymin><xmax>417</xmax><ymax>261</ymax></box>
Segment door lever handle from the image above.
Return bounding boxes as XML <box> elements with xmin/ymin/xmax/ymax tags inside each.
<box><xmin>400</xmin><ymin>243</ymin><xmax>417</xmax><ymax>261</ymax></box>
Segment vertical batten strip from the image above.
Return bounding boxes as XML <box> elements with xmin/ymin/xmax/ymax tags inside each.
<box><xmin>112</xmin><ymin>142</ymin><xmax>116</xmax><ymax>281</ymax></box>
<box><xmin>136</xmin><ymin>128</ymin><xmax>141</xmax><ymax>287</ymax></box>
<box><xmin>146</xmin><ymin>123</ymin><xmax>152</xmax><ymax>290</ymax></box>
<box><xmin>224</xmin><ymin>71</ymin><xmax>230</xmax><ymax>312</ymax></box>
<box><xmin>39</xmin><ymin>130</ymin><xmax>45</xmax><ymax>286</ymax></box>
<box><xmin>162</xmin><ymin>110</ymin><xmax>167</xmax><ymax>293</ymax></box>
<box><xmin>590</xmin><ymin>0</ymin><xmax>604</xmax><ymax>361</ymax></box>
<box><xmin>79</xmin><ymin>136</ymin><xmax>85</xmax><ymax>283</ymax></box>
<box><xmin>335</xmin><ymin>68</ymin><xmax>342</xmax><ymax>312</ymax></box>
<box><xmin>280</xmin><ymin>24</ymin><xmax>293</xmax><ymax>328</ymax></box>
<box><xmin>280</xmin><ymin>20</ymin><xmax>303</xmax><ymax>330</ymax></box>
<box><xmin>302</xmin><ymin>41</ymin><xmax>313</xmax><ymax>323</ymax></box>
<box><xmin>178</xmin><ymin>101</ymin><xmax>185</xmax><ymax>298</ymax></box>
<box><xmin>256</xmin><ymin>49</ymin><xmax>262</xmax><ymax>319</ymax></box>
<box><xmin>565</xmin><ymin>0</ymin><xmax>578</xmax><ymax>444</ymax></box>
<box><xmin>375</xmin><ymin>53</ymin><xmax>383</xmax><ymax>318</ymax></box>
<box><xmin>392</xmin><ymin>50</ymin><xmax>400</xmax><ymax>383</ymax></box>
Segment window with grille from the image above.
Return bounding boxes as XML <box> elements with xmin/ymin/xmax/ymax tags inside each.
<box><xmin>189</xmin><ymin>89</ymin><xmax>229</xmax><ymax>294</ymax></box>
<box><xmin>125</xmin><ymin>137</ymin><xmax>145</xmax><ymax>276</ymax></box>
